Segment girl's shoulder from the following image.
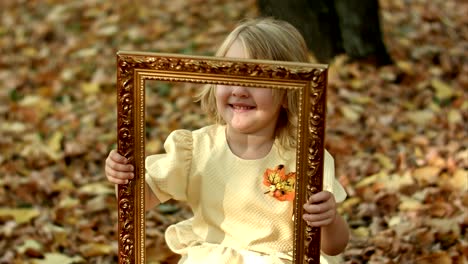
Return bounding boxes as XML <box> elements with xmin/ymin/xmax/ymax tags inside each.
<box><xmin>166</xmin><ymin>125</ymin><xmax>223</xmax><ymax>151</ymax></box>
<box><xmin>189</xmin><ymin>124</ymin><xmax>225</xmax><ymax>150</ymax></box>
<box><xmin>192</xmin><ymin>124</ymin><xmax>222</xmax><ymax>134</ymax></box>
<box><xmin>192</xmin><ymin>124</ymin><xmax>223</xmax><ymax>139</ymax></box>
<box><xmin>168</xmin><ymin>124</ymin><xmax>220</xmax><ymax>139</ymax></box>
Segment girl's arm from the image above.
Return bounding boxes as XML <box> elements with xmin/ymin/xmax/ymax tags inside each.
<box><xmin>303</xmin><ymin>191</ymin><xmax>349</xmax><ymax>256</ymax></box>
<box><xmin>106</xmin><ymin>150</ymin><xmax>161</xmax><ymax>211</ymax></box>
<box><xmin>145</xmin><ymin>183</ymin><xmax>161</xmax><ymax>211</ymax></box>
<box><xmin>320</xmin><ymin>212</ymin><xmax>349</xmax><ymax>255</ymax></box>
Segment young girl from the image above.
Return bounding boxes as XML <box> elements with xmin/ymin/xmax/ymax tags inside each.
<box><xmin>106</xmin><ymin>18</ymin><xmax>349</xmax><ymax>264</ymax></box>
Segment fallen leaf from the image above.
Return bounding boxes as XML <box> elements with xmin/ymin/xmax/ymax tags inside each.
<box><xmin>81</xmin><ymin>82</ymin><xmax>100</xmax><ymax>95</ymax></box>
<box><xmin>405</xmin><ymin>110</ymin><xmax>435</xmax><ymax>125</ymax></box>
<box><xmin>374</xmin><ymin>153</ymin><xmax>395</xmax><ymax>170</ymax></box>
<box><xmin>47</xmin><ymin>131</ymin><xmax>63</xmax><ymax>155</ymax></box>
<box><xmin>339</xmin><ymin>105</ymin><xmax>362</xmax><ymax>122</ymax></box>
<box><xmin>80</xmin><ymin>243</ymin><xmax>114</xmax><ymax>257</ymax></box>
<box><xmin>85</xmin><ymin>195</ymin><xmax>109</xmax><ymax>213</ymax></box>
<box><xmin>415</xmin><ymin>251</ymin><xmax>452</xmax><ymax>264</ymax></box>
<box><xmin>396</xmin><ymin>60</ymin><xmax>415</xmax><ymax>75</ymax></box>
<box><xmin>0</xmin><ymin>208</ymin><xmax>40</xmax><ymax>224</ymax></box>
<box><xmin>79</xmin><ymin>182</ymin><xmax>115</xmax><ymax>196</ymax></box>
<box><xmin>32</xmin><ymin>253</ymin><xmax>84</xmax><ymax>264</ymax></box>
<box><xmin>399</xmin><ymin>196</ymin><xmax>423</xmax><ymax>211</ymax></box>
<box><xmin>412</xmin><ymin>166</ymin><xmax>441</xmax><ymax>185</ymax></box>
<box><xmin>352</xmin><ymin>226</ymin><xmax>370</xmax><ymax>238</ymax></box>
<box><xmin>0</xmin><ymin>122</ymin><xmax>27</xmax><ymax>133</ymax></box>
<box><xmin>17</xmin><ymin>239</ymin><xmax>43</xmax><ymax>254</ymax></box>
<box><xmin>431</xmin><ymin>78</ymin><xmax>455</xmax><ymax>101</ymax></box>
<box><xmin>447</xmin><ymin>109</ymin><xmax>462</xmax><ymax>125</ymax></box>
<box><xmin>58</xmin><ymin>197</ymin><xmax>80</xmax><ymax>209</ymax></box>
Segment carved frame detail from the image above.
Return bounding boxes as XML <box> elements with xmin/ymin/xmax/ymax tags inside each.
<box><xmin>116</xmin><ymin>51</ymin><xmax>328</xmax><ymax>264</ymax></box>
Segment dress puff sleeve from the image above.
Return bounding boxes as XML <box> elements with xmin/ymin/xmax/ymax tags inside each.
<box><xmin>323</xmin><ymin>150</ymin><xmax>347</xmax><ymax>203</ymax></box>
<box><xmin>145</xmin><ymin>129</ymin><xmax>193</xmax><ymax>203</ymax></box>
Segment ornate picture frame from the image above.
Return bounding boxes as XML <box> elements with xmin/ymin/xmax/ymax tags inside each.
<box><xmin>116</xmin><ymin>51</ymin><xmax>328</xmax><ymax>264</ymax></box>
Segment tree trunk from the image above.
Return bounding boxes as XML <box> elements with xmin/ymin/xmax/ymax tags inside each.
<box><xmin>257</xmin><ymin>0</ymin><xmax>392</xmax><ymax>65</ymax></box>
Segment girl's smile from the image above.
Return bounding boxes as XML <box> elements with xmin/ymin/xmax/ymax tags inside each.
<box><xmin>229</xmin><ymin>102</ymin><xmax>256</xmax><ymax>112</ymax></box>
<box><xmin>216</xmin><ymin>84</ymin><xmax>282</xmax><ymax>136</ymax></box>
<box><xmin>215</xmin><ymin>40</ymin><xmax>284</xmax><ymax>137</ymax></box>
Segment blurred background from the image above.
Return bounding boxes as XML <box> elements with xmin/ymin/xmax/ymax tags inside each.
<box><xmin>0</xmin><ymin>0</ymin><xmax>466</xmax><ymax>263</ymax></box>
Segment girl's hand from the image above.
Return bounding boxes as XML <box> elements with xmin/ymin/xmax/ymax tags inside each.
<box><xmin>105</xmin><ymin>149</ymin><xmax>134</xmax><ymax>184</ymax></box>
<box><xmin>302</xmin><ymin>191</ymin><xmax>337</xmax><ymax>227</ymax></box>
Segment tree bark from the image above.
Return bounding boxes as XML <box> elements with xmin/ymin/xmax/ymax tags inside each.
<box><xmin>257</xmin><ymin>0</ymin><xmax>392</xmax><ymax>65</ymax></box>
<box><xmin>334</xmin><ymin>0</ymin><xmax>392</xmax><ymax>65</ymax></box>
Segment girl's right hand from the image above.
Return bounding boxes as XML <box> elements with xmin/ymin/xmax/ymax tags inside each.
<box><xmin>105</xmin><ymin>149</ymin><xmax>134</xmax><ymax>184</ymax></box>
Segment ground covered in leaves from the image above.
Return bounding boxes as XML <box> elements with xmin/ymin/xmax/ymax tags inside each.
<box><xmin>0</xmin><ymin>0</ymin><xmax>466</xmax><ymax>263</ymax></box>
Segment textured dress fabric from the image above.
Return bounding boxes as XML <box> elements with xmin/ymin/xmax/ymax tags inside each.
<box><xmin>145</xmin><ymin>125</ymin><xmax>347</xmax><ymax>264</ymax></box>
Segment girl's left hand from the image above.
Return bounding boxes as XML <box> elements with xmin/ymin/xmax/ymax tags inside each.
<box><xmin>302</xmin><ymin>191</ymin><xmax>337</xmax><ymax>227</ymax></box>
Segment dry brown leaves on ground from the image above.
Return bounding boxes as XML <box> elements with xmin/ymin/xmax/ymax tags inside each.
<box><xmin>0</xmin><ymin>0</ymin><xmax>466</xmax><ymax>263</ymax></box>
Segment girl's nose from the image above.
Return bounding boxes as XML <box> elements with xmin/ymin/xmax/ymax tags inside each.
<box><xmin>231</xmin><ymin>86</ymin><xmax>249</xmax><ymax>97</ymax></box>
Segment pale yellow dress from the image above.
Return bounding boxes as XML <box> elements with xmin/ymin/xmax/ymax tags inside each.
<box><xmin>146</xmin><ymin>125</ymin><xmax>347</xmax><ymax>264</ymax></box>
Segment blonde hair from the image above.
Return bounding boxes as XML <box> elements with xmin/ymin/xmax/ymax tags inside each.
<box><xmin>197</xmin><ymin>18</ymin><xmax>310</xmax><ymax>150</ymax></box>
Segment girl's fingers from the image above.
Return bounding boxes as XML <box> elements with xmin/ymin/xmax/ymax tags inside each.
<box><xmin>304</xmin><ymin>191</ymin><xmax>335</xmax><ymax>214</ymax></box>
<box><xmin>303</xmin><ymin>210</ymin><xmax>336</xmax><ymax>227</ymax></box>
<box><xmin>306</xmin><ymin>218</ymin><xmax>333</xmax><ymax>227</ymax></box>
<box><xmin>308</xmin><ymin>191</ymin><xmax>333</xmax><ymax>204</ymax></box>
<box><xmin>106</xmin><ymin>152</ymin><xmax>134</xmax><ymax>172</ymax></box>
<box><xmin>107</xmin><ymin>173</ymin><xmax>131</xmax><ymax>184</ymax></box>
<box><xmin>107</xmin><ymin>177</ymin><xmax>128</xmax><ymax>184</ymax></box>
<box><xmin>303</xmin><ymin>191</ymin><xmax>337</xmax><ymax>227</ymax></box>
<box><xmin>108</xmin><ymin>161</ymin><xmax>134</xmax><ymax>172</ymax></box>
<box><xmin>303</xmin><ymin>202</ymin><xmax>332</xmax><ymax>214</ymax></box>
<box><xmin>303</xmin><ymin>210</ymin><xmax>334</xmax><ymax>222</ymax></box>
<box><xmin>110</xmin><ymin>150</ymin><xmax>129</xmax><ymax>163</ymax></box>
<box><xmin>105</xmin><ymin>150</ymin><xmax>133</xmax><ymax>185</ymax></box>
<box><xmin>108</xmin><ymin>176</ymin><xmax>129</xmax><ymax>185</ymax></box>
<box><xmin>106</xmin><ymin>164</ymin><xmax>134</xmax><ymax>179</ymax></box>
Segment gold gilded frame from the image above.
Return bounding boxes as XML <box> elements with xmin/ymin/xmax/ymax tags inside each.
<box><xmin>116</xmin><ymin>51</ymin><xmax>328</xmax><ymax>264</ymax></box>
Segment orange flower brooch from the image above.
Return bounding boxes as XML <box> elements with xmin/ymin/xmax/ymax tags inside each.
<box><xmin>263</xmin><ymin>164</ymin><xmax>296</xmax><ymax>201</ymax></box>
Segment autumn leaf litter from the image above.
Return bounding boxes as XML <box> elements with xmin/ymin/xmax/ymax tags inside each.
<box><xmin>0</xmin><ymin>0</ymin><xmax>466</xmax><ymax>263</ymax></box>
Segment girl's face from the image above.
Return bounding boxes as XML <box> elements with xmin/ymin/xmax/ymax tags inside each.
<box><xmin>215</xmin><ymin>40</ymin><xmax>283</xmax><ymax>137</ymax></box>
